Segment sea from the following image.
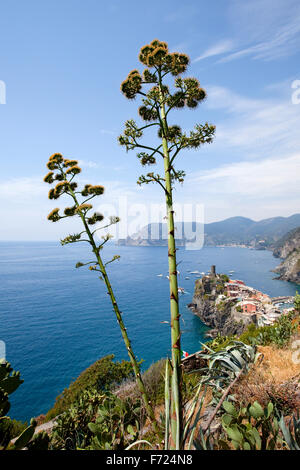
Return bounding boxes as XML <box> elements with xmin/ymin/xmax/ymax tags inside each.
<box><xmin>0</xmin><ymin>242</ymin><xmax>298</xmax><ymax>422</ymax></box>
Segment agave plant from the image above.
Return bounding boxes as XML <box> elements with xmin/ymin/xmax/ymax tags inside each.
<box><xmin>165</xmin><ymin>341</ymin><xmax>261</xmax><ymax>449</ymax></box>
<box><xmin>279</xmin><ymin>412</ymin><xmax>300</xmax><ymax>450</ymax></box>
<box><xmin>43</xmin><ymin>153</ymin><xmax>159</xmax><ymax>436</ymax></box>
<box><xmin>119</xmin><ymin>39</ymin><xmax>215</xmax><ymax>449</ymax></box>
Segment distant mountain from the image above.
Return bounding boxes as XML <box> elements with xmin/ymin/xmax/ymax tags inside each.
<box><xmin>272</xmin><ymin>227</ymin><xmax>300</xmax><ymax>284</ymax></box>
<box><xmin>117</xmin><ymin>214</ymin><xmax>300</xmax><ymax>248</ymax></box>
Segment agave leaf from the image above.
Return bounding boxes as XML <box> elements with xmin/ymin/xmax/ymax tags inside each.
<box><xmin>164</xmin><ymin>359</ymin><xmax>170</xmax><ymax>450</ymax></box>
<box><xmin>125</xmin><ymin>439</ymin><xmax>155</xmax><ymax>450</ymax></box>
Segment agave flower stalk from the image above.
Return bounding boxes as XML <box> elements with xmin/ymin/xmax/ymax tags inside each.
<box><xmin>119</xmin><ymin>39</ymin><xmax>215</xmax><ymax>449</ymax></box>
<box><xmin>43</xmin><ymin>153</ymin><xmax>160</xmax><ymax>436</ymax></box>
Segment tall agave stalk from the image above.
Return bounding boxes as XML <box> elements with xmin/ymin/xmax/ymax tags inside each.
<box><xmin>119</xmin><ymin>39</ymin><xmax>215</xmax><ymax>449</ymax></box>
<box><xmin>43</xmin><ymin>153</ymin><xmax>160</xmax><ymax>436</ymax></box>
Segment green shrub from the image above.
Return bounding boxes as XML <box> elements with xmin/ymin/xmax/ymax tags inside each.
<box><xmin>295</xmin><ymin>292</ymin><xmax>300</xmax><ymax>313</ymax></box>
<box><xmin>239</xmin><ymin>313</ymin><xmax>296</xmax><ymax>348</ymax></box>
<box><xmin>0</xmin><ymin>418</ymin><xmax>27</xmax><ymax>447</ymax></box>
<box><xmin>46</xmin><ymin>355</ymin><xmax>134</xmax><ymax>421</ymax></box>
<box><xmin>50</xmin><ymin>389</ymin><xmax>105</xmax><ymax>450</ymax></box>
<box><xmin>141</xmin><ymin>359</ymin><xmax>166</xmax><ymax>406</ymax></box>
<box><xmin>206</xmin><ymin>334</ymin><xmax>236</xmax><ymax>352</ymax></box>
<box><xmin>88</xmin><ymin>393</ymin><xmax>143</xmax><ymax>450</ymax></box>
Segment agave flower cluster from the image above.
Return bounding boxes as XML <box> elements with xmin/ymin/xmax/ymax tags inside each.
<box><xmin>44</xmin><ymin>153</ymin><xmax>105</xmax><ymax>225</ymax></box>
<box><xmin>119</xmin><ymin>39</ymin><xmax>215</xmax><ymax>188</ymax></box>
<box><xmin>43</xmin><ymin>153</ymin><xmax>119</xmax><ymax>256</ymax></box>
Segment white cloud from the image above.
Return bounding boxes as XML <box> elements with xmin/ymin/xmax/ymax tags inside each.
<box><xmin>193</xmin><ymin>40</ymin><xmax>234</xmax><ymax>62</ymax></box>
<box><xmin>204</xmin><ymin>85</ymin><xmax>300</xmax><ymax>156</ymax></box>
<box><xmin>78</xmin><ymin>159</ymin><xmax>100</xmax><ymax>169</ymax></box>
<box><xmin>184</xmin><ymin>153</ymin><xmax>300</xmax><ymax>222</ymax></box>
<box><xmin>191</xmin><ymin>154</ymin><xmax>300</xmax><ymax>196</ymax></box>
<box><xmin>0</xmin><ymin>177</ymin><xmax>45</xmax><ymax>202</ymax></box>
<box><xmin>0</xmin><ymin>175</ymin><xmax>164</xmax><ymax>240</ymax></box>
<box><xmin>220</xmin><ymin>0</ymin><xmax>300</xmax><ymax>63</ymax></box>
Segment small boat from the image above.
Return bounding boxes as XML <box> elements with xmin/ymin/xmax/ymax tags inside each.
<box><xmin>185</xmin><ymin>277</ymin><xmax>190</xmax><ymax>280</ymax></box>
<box><xmin>157</xmin><ymin>274</ymin><xmax>163</xmax><ymax>277</ymax></box>
<box><xmin>229</xmin><ymin>270</ymin><xmax>235</xmax><ymax>273</ymax></box>
<box><xmin>160</xmin><ymin>321</ymin><xmax>169</xmax><ymax>324</ymax></box>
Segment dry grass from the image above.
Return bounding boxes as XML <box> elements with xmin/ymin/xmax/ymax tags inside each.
<box><xmin>256</xmin><ymin>344</ymin><xmax>300</xmax><ymax>383</ymax></box>
<box><xmin>232</xmin><ymin>342</ymin><xmax>300</xmax><ymax>415</ymax></box>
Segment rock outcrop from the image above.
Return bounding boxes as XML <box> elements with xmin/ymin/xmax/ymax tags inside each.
<box><xmin>188</xmin><ymin>267</ymin><xmax>254</xmax><ymax>337</ymax></box>
<box><xmin>272</xmin><ymin>227</ymin><xmax>300</xmax><ymax>284</ymax></box>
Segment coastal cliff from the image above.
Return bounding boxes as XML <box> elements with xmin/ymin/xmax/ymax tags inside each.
<box><xmin>188</xmin><ymin>267</ymin><xmax>254</xmax><ymax>337</ymax></box>
<box><xmin>272</xmin><ymin>227</ymin><xmax>300</xmax><ymax>284</ymax></box>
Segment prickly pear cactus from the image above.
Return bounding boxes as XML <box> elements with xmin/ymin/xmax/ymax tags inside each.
<box><xmin>0</xmin><ymin>360</ymin><xmax>49</xmax><ymax>450</ymax></box>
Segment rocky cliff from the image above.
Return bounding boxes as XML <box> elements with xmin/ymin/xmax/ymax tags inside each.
<box><xmin>272</xmin><ymin>227</ymin><xmax>300</xmax><ymax>284</ymax></box>
<box><xmin>188</xmin><ymin>269</ymin><xmax>255</xmax><ymax>337</ymax></box>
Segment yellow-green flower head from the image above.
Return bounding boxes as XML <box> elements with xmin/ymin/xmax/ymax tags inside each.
<box><xmin>183</xmin><ymin>77</ymin><xmax>206</xmax><ymax>103</ymax></box>
<box><xmin>88</xmin><ymin>185</ymin><xmax>105</xmax><ymax>196</ymax></box>
<box><xmin>137</xmin><ymin>151</ymin><xmax>156</xmax><ymax>165</ymax></box>
<box><xmin>54</xmin><ymin>181</ymin><xmax>68</xmax><ymax>197</ymax></box>
<box><xmin>158</xmin><ymin>125</ymin><xmax>182</xmax><ymax>140</ymax></box>
<box><xmin>138</xmin><ymin>106</ymin><xmax>158</xmax><ymax>122</ymax></box>
<box><xmin>121</xmin><ymin>70</ymin><xmax>142</xmax><ymax>100</ymax></box>
<box><xmin>64</xmin><ymin>205</ymin><xmax>77</xmax><ymax>216</ymax></box>
<box><xmin>139</xmin><ymin>44</ymin><xmax>155</xmax><ymax>65</ymax></box>
<box><xmin>89</xmin><ymin>265</ymin><xmax>98</xmax><ymax>271</ymax></box>
<box><xmin>44</xmin><ymin>172</ymin><xmax>55</xmax><ymax>184</ymax></box>
<box><xmin>143</xmin><ymin>69</ymin><xmax>157</xmax><ymax>83</ymax></box>
<box><xmin>147</xmin><ymin>86</ymin><xmax>161</xmax><ymax>101</ymax></box>
<box><xmin>47</xmin><ymin>208</ymin><xmax>61</xmax><ymax>222</ymax></box>
<box><xmin>49</xmin><ymin>153</ymin><xmax>63</xmax><ymax>163</ymax></box>
<box><xmin>48</xmin><ymin>188</ymin><xmax>56</xmax><ymax>200</ymax></box>
<box><xmin>64</xmin><ymin>159</ymin><xmax>79</xmax><ymax>168</ymax></box>
<box><xmin>47</xmin><ymin>160</ymin><xmax>59</xmax><ymax>171</ymax></box>
<box><xmin>65</xmin><ymin>165</ymin><xmax>82</xmax><ymax>175</ymax></box>
<box><xmin>76</xmin><ymin>203</ymin><xmax>93</xmax><ymax>213</ymax></box>
<box><xmin>81</xmin><ymin>184</ymin><xmax>92</xmax><ymax>196</ymax></box>
<box><xmin>55</xmin><ymin>173</ymin><xmax>65</xmax><ymax>181</ymax></box>
<box><xmin>167</xmin><ymin>91</ymin><xmax>185</xmax><ymax>109</ymax></box>
<box><xmin>87</xmin><ymin>212</ymin><xmax>104</xmax><ymax>225</ymax></box>
<box><xmin>186</xmin><ymin>98</ymin><xmax>198</xmax><ymax>108</ymax></box>
<box><xmin>170</xmin><ymin>53</ymin><xmax>190</xmax><ymax>76</ymax></box>
<box><xmin>149</xmin><ymin>47</ymin><xmax>168</xmax><ymax>66</ymax></box>
<box><xmin>128</xmin><ymin>69</ymin><xmax>140</xmax><ymax>78</ymax></box>
<box><xmin>150</xmin><ymin>39</ymin><xmax>168</xmax><ymax>50</ymax></box>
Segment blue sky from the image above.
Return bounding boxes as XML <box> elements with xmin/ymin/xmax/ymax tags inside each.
<box><xmin>0</xmin><ymin>0</ymin><xmax>300</xmax><ymax>240</ymax></box>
